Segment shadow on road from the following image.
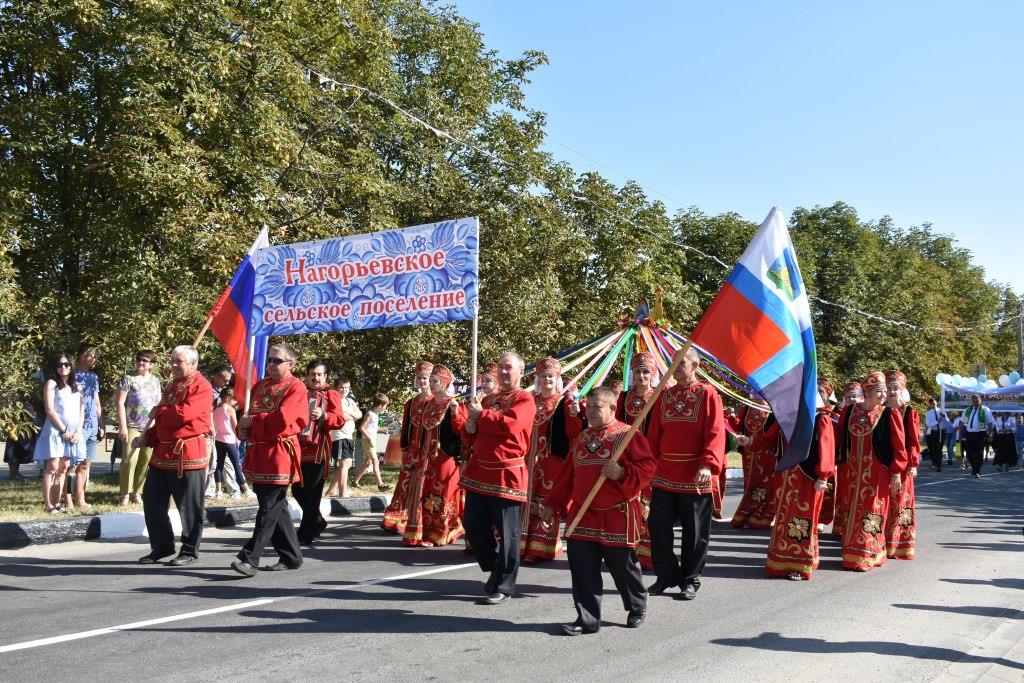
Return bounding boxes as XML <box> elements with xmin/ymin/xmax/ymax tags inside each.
<box><xmin>710</xmin><ymin>631</ymin><xmax>1024</xmax><ymax>670</ymax></box>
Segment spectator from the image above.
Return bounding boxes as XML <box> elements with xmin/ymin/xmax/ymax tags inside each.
<box><xmin>206</xmin><ymin>365</ymin><xmax>240</xmax><ymax>498</ymax></box>
<box><xmin>940</xmin><ymin>411</ymin><xmax>956</xmax><ymax>466</ymax></box>
<box><xmin>33</xmin><ymin>353</ymin><xmax>84</xmax><ymax>513</ymax></box>
<box><xmin>352</xmin><ymin>393</ymin><xmax>392</xmax><ymax>492</ymax></box>
<box><xmin>4</xmin><ymin>386</ymin><xmax>41</xmax><ymax>479</ymax></box>
<box><xmin>923</xmin><ymin>398</ymin><xmax>945</xmax><ymax>471</ymax></box>
<box><xmin>115</xmin><ymin>349</ymin><xmax>162</xmax><ymax>506</ymax></box>
<box><xmin>210</xmin><ymin>365</ymin><xmax>234</xmax><ymax>401</ymax></box>
<box><xmin>212</xmin><ymin>388</ymin><xmax>255</xmax><ymax>499</ymax></box>
<box><xmin>69</xmin><ymin>343</ymin><xmax>101</xmax><ymax>509</ymax></box>
<box><xmin>325</xmin><ymin>375</ymin><xmax>361</xmax><ymax>498</ymax></box>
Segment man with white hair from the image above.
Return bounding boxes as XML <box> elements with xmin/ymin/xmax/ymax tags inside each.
<box><xmin>462</xmin><ymin>351</ymin><xmax>537</xmax><ymax>605</ymax></box>
<box><xmin>138</xmin><ymin>345</ymin><xmax>214</xmax><ymax>566</ymax></box>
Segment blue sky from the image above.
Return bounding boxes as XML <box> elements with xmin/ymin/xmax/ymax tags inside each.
<box><xmin>453</xmin><ymin>1</ymin><xmax>1024</xmax><ymax>293</ymax></box>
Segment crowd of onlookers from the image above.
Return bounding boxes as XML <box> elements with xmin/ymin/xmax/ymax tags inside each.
<box><xmin>922</xmin><ymin>397</ymin><xmax>1022</xmax><ymax>473</ymax></box>
<box><xmin>2</xmin><ymin>345</ymin><xmax>393</xmax><ymax>513</ymax></box>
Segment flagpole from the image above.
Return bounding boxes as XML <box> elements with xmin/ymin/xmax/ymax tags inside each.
<box><xmin>192</xmin><ymin>315</ymin><xmax>214</xmax><ymax>348</ymax></box>
<box><xmin>470</xmin><ymin>314</ymin><xmax>479</xmax><ymax>401</ymax></box>
<box><xmin>563</xmin><ymin>339</ymin><xmax>693</xmax><ymax>540</ymax></box>
<box><xmin>243</xmin><ymin>335</ymin><xmax>256</xmax><ymax>415</ymax></box>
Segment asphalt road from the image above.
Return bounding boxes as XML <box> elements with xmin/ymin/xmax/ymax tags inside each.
<box><xmin>1</xmin><ymin>468</ymin><xmax>1021</xmax><ymax>681</ymax></box>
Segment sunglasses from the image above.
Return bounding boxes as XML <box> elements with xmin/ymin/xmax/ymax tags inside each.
<box><xmin>267</xmin><ymin>357</ymin><xmax>291</xmax><ymax>366</ymax></box>
<box><xmin>56</xmin><ymin>362</ymin><xmax>72</xmax><ymax>368</ymax></box>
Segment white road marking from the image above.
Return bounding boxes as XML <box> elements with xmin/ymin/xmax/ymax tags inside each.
<box><xmin>915</xmin><ymin>468</ymin><xmax>1019</xmax><ymax>487</ymax></box>
<box><xmin>0</xmin><ymin>561</ymin><xmax>478</xmax><ymax>654</ymax></box>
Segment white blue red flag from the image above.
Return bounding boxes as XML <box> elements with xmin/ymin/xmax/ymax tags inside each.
<box><xmin>207</xmin><ymin>227</ymin><xmax>270</xmax><ymax>399</ymax></box>
<box><xmin>690</xmin><ymin>207</ymin><xmax>818</xmax><ymax>471</ymax></box>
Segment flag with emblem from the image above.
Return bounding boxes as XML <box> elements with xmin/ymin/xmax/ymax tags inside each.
<box><xmin>689</xmin><ymin>206</ymin><xmax>818</xmax><ymax>471</ymax></box>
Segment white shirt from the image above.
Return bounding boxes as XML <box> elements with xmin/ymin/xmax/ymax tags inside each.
<box><xmin>924</xmin><ymin>407</ymin><xmax>945</xmax><ymax>430</ymax></box>
<box><xmin>330</xmin><ymin>396</ymin><xmax>361</xmax><ymax>441</ymax></box>
<box><xmin>996</xmin><ymin>415</ymin><xmax>1017</xmax><ymax>433</ymax></box>
<box><xmin>361</xmin><ymin>410</ymin><xmax>379</xmax><ymax>440</ymax></box>
<box><xmin>963</xmin><ymin>405</ymin><xmax>994</xmax><ymax>432</ymax></box>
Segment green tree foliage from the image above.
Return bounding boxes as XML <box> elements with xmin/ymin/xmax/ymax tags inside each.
<box><xmin>1</xmin><ymin>0</ymin><xmax>1018</xmax><ymax>431</ymax></box>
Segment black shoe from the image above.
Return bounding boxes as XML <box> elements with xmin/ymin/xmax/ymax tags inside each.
<box><xmin>260</xmin><ymin>561</ymin><xmax>302</xmax><ymax>571</ymax></box>
<box><xmin>139</xmin><ymin>550</ymin><xmax>174</xmax><ymax>564</ymax></box>
<box><xmin>315</xmin><ymin>518</ymin><xmax>328</xmax><ymax>538</ymax></box>
<box><xmin>626</xmin><ymin>611</ymin><xmax>646</xmax><ymax>628</ymax></box>
<box><xmin>647</xmin><ymin>579</ymin><xmax>678</xmax><ymax>595</ymax></box>
<box><xmin>481</xmin><ymin>592</ymin><xmax>509</xmax><ymax>605</ymax></box>
<box><xmin>679</xmin><ymin>584</ymin><xmax>698</xmax><ymax>601</ymax></box>
<box><xmin>230</xmin><ymin>560</ymin><xmax>258</xmax><ymax>578</ymax></box>
<box><xmin>561</xmin><ymin>621</ymin><xmax>599</xmax><ymax>636</ymax></box>
<box><xmin>168</xmin><ymin>554</ymin><xmax>197</xmax><ymax>567</ymax></box>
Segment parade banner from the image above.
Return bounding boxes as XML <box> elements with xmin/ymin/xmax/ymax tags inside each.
<box><xmin>249</xmin><ymin>217</ymin><xmax>479</xmax><ymax>336</ymax></box>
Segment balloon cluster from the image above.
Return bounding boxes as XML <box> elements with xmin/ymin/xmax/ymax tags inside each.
<box><xmin>935</xmin><ymin>370</ymin><xmax>1024</xmax><ymax>390</ymax></box>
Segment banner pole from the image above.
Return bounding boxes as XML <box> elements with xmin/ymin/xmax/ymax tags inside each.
<box><xmin>192</xmin><ymin>315</ymin><xmax>214</xmax><ymax>348</ymax></box>
<box><xmin>243</xmin><ymin>335</ymin><xmax>256</xmax><ymax>416</ymax></box>
<box><xmin>470</xmin><ymin>311</ymin><xmax>479</xmax><ymax>400</ymax></box>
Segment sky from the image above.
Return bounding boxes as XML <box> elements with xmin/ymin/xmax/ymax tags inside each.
<box><xmin>452</xmin><ymin>1</ymin><xmax>1024</xmax><ymax>293</ymax></box>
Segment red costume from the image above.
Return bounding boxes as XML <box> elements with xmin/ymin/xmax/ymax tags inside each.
<box><xmin>144</xmin><ymin>373</ymin><xmax>214</xmax><ymax>476</ymax></box>
<box><xmin>884</xmin><ymin>370</ymin><xmax>919</xmax><ymax>560</ymax></box>
<box><xmin>547</xmin><ymin>420</ymin><xmax>657</xmax><ymax>547</ymax></box>
<box><xmin>243</xmin><ymin>376</ymin><xmax>309</xmax><ymax>485</ymax></box>
<box><xmin>614</xmin><ymin>351</ymin><xmax>657</xmax><ymax>569</ymax></box>
<box><xmin>382</xmin><ymin>361</ymin><xmax>434</xmax><ymax>534</ymax></box>
<box><xmin>831</xmin><ymin>381</ymin><xmax>864</xmax><ymax>535</ymax></box>
<box><xmin>836</xmin><ymin>372</ymin><xmax>909</xmax><ymax>571</ymax></box>
<box><xmin>298</xmin><ymin>387</ymin><xmax>344</xmax><ymax>475</ymax></box>
<box><xmin>766</xmin><ymin>407</ymin><xmax>836</xmax><ymax>579</ymax></box>
<box><xmin>521</xmin><ymin>358</ymin><xmax>583</xmax><ymax>560</ymax></box>
<box><xmin>403</xmin><ymin>364</ymin><xmax>466</xmax><ymax>547</ymax></box>
<box><xmin>730</xmin><ymin>406</ymin><xmax>782</xmax><ymax>529</ymax></box>
<box><xmin>460</xmin><ymin>388</ymin><xmax>536</xmax><ymax>501</ymax></box>
<box><xmin>646</xmin><ymin>381</ymin><xmax>727</xmax><ymax>495</ymax></box>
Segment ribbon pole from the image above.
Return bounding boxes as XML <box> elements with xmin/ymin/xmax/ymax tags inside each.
<box><xmin>243</xmin><ymin>335</ymin><xmax>256</xmax><ymax>416</ymax></box>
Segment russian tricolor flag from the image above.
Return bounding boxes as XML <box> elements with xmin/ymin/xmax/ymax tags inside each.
<box><xmin>207</xmin><ymin>227</ymin><xmax>270</xmax><ymax>400</ymax></box>
<box><xmin>690</xmin><ymin>207</ymin><xmax>818</xmax><ymax>471</ymax></box>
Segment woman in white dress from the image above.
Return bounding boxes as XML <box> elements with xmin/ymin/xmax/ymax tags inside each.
<box><xmin>34</xmin><ymin>353</ymin><xmax>86</xmax><ymax>513</ymax></box>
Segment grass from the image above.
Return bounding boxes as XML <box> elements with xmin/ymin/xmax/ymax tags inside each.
<box><xmin>0</xmin><ymin>463</ymin><xmax>403</xmax><ymax>524</ymax></box>
<box><xmin>727</xmin><ymin>451</ymin><xmax>743</xmax><ymax>469</ymax></box>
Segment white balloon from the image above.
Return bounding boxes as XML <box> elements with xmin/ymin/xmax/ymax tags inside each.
<box><xmin>999</xmin><ymin>374</ymin><xmax>1010</xmax><ymax>387</ymax></box>
<box><xmin>951</xmin><ymin>374</ymin><xmax>962</xmax><ymax>385</ymax></box>
<box><xmin>985</xmin><ymin>379</ymin><xmax>998</xmax><ymax>389</ymax></box>
<box><xmin>966</xmin><ymin>377</ymin><xmax>978</xmax><ymax>387</ymax></box>
<box><xmin>935</xmin><ymin>373</ymin><xmax>945</xmax><ymax>386</ymax></box>
<box><xmin>1017</xmin><ymin>378</ymin><xmax>1024</xmax><ymax>386</ymax></box>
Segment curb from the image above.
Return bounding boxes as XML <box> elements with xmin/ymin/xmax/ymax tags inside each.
<box><xmin>0</xmin><ymin>494</ymin><xmax>391</xmax><ymax>550</ymax></box>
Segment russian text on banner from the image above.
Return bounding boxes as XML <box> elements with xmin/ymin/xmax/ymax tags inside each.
<box><xmin>249</xmin><ymin>218</ymin><xmax>479</xmax><ymax>336</ymax></box>
<box><xmin>689</xmin><ymin>207</ymin><xmax>818</xmax><ymax>471</ymax></box>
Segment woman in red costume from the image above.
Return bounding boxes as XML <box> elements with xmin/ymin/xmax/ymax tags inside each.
<box><xmin>404</xmin><ymin>363</ymin><xmax>467</xmax><ymax>547</ymax></box>
<box><xmin>884</xmin><ymin>369</ymin><xmax>919</xmax><ymax>560</ymax></box>
<box><xmin>836</xmin><ymin>371</ymin><xmax>908</xmax><ymax>571</ymax></box>
<box><xmin>730</xmin><ymin>399</ymin><xmax>781</xmax><ymax>529</ymax></box>
<box><xmin>521</xmin><ymin>357</ymin><xmax>583</xmax><ymax>562</ymax></box>
<box><xmin>766</xmin><ymin>376</ymin><xmax>836</xmax><ymax>580</ymax></box>
<box><xmin>830</xmin><ymin>381</ymin><xmax>863</xmax><ymax>535</ymax></box>
<box><xmin>381</xmin><ymin>360</ymin><xmax>433</xmax><ymax>534</ymax></box>
<box><xmin>614</xmin><ymin>351</ymin><xmax>658</xmax><ymax>570</ymax></box>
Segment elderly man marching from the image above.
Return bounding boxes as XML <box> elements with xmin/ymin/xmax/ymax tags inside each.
<box><xmin>544</xmin><ymin>386</ymin><xmax>657</xmax><ymax>635</ymax></box>
<box><xmin>232</xmin><ymin>344</ymin><xmax>309</xmax><ymax>577</ymax></box>
<box><xmin>138</xmin><ymin>345</ymin><xmax>213</xmax><ymax>566</ymax></box>
<box><xmin>645</xmin><ymin>346</ymin><xmax>726</xmax><ymax>601</ymax></box>
<box><xmin>461</xmin><ymin>352</ymin><xmax>537</xmax><ymax>605</ymax></box>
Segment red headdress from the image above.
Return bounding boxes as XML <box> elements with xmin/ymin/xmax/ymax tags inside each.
<box><xmin>884</xmin><ymin>369</ymin><xmax>907</xmax><ymax>389</ymax></box>
<box><xmin>862</xmin><ymin>372</ymin><xmax>886</xmax><ymax>392</ymax></box>
<box><xmin>414</xmin><ymin>360</ymin><xmax>434</xmax><ymax>374</ymax></box>
<box><xmin>817</xmin><ymin>376</ymin><xmax>835</xmax><ymax>401</ymax></box>
<box><xmin>431</xmin><ymin>363</ymin><xmax>454</xmax><ymax>386</ymax></box>
<box><xmin>630</xmin><ymin>352</ymin><xmax>658</xmax><ymax>373</ymax></box>
<box><xmin>535</xmin><ymin>357</ymin><xmax>562</xmax><ymax>375</ymax></box>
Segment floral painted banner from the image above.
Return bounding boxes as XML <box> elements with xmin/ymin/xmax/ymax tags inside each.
<box><xmin>249</xmin><ymin>217</ymin><xmax>479</xmax><ymax>336</ymax></box>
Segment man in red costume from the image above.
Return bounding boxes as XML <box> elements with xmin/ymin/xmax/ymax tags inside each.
<box><xmin>614</xmin><ymin>351</ymin><xmax>658</xmax><ymax>570</ymax></box>
<box><xmin>766</xmin><ymin>376</ymin><xmax>836</xmax><ymax>580</ymax></box>
<box><xmin>462</xmin><ymin>351</ymin><xmax>537</xmax><ymax>605</ymax></box>
<box><xmin>293</xmin><ymin>359</ymin><xmax>343</xmax><ymax>546</ymax></box>
<box><xmin>521</xmin><ymin>356</ymin><xmax>583</xmax><ymax>562</ymax></box>
<box><xmin>884</xmin><ymin>369</ymin><xmax>919</xmax><ymax>560</ymax></box>
<box><xmin>139</xmin><ymin>345</ymin><xmax>213</xmax><ymax>566</ymax></box>
<box><xmin>381</xmin><ymin>360</ymin><xmax>434</xmax><ymax>534</ymax></box>
<box><xmin>232</xmin><ymin>343</ymin><xmax>309</xmax><ymax>577</ymax></box>
<box><xmin>544</xmin><ymin>386</ymin><xmax>657</xmax><ymax>635</ymax></box>
<box><xmin>836</xmin><ymin>371</ymin><xmax>908</xmax><ymax>571</ymax></box>
<box><xmin>646</xmin><ymin>346</ymin><xmax>726</xmax><ymax>600</ymax></box>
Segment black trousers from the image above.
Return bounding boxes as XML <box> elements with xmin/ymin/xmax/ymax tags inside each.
<box><xmin>648</xmin><ymin>489</ymin><xmax>712</xmax><ymax>588</ymax></box>
<box><xmin>238</xmin><ymin>484</ymin><xmax>302</xmax><ymax>567</ymax></box>
<box><xmin>567</xmin><ymin>539</ymin><xmax>646</xmax><ymax>629</ymax></box>
<box><xmin>142</xmin><ymin>467</ymin><xmax>205</xmax><ymax>557</ymax></box>
<box><xmin>965</xmin><ymin>432</ymin><xmax>986</xmax><ymax>476</ymax></box>
<box><xmin>926</xmin><ymin>430</ymin><xmax>943</xmax><ymax>470</ymax></box>
<box><xmin>463</xmin><ymin>491</ymin><xmax>520</xmax><ymax>595</ymax></box>
<box><xmin>292</xmin><ymin>462</ymin><xmax>327</xmax><ymax>543</ymax></box>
